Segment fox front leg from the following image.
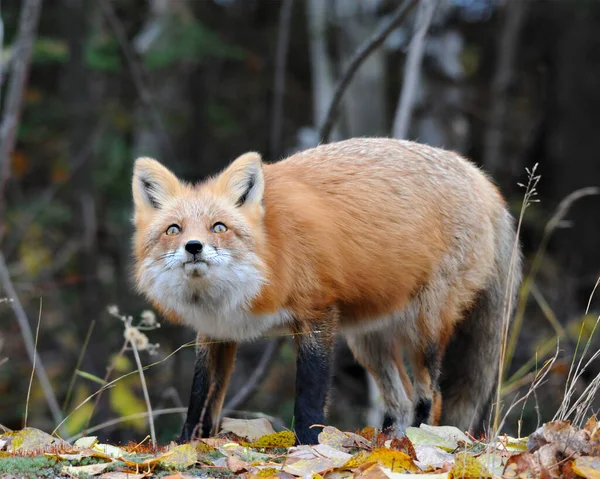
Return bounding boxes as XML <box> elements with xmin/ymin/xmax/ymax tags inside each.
<box><xmin>293</xmin><ymin>308</ymin><xmax>338</xmax><ymax>445</ymax></box>
<box><xmin>180</xmin><ymin>337</ymin><xmax>237</xmax><ymax>442</ymax></box>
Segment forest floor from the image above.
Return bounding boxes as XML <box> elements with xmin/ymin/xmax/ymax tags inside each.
<box><xmin>2</xmin><ymin>417</ymin><xmax>600</xmax><ymax>478</ymax></box>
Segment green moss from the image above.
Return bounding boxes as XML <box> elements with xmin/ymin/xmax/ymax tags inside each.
<box><xmin>0</xmin><ymin>456</ymin><xmax>63</xmax><ymax>478</ymax></box>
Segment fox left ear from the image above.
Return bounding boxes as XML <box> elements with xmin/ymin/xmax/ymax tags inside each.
<box><xmin>218</xmin><ymin>152</ymin><xmax>265</xmax><ymax>207</ymax></box>
<box><xmin>132</xmin><ymin>157</ymin><xmax>182</xmax><ymax>216</ymax></box>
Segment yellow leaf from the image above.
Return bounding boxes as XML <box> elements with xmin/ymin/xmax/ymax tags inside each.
<box><xmin>159</xmin><ymin>444</ymin><xmax>198</xmax><ymax>468</ymax></box>
<box><xmin>572</xmin><ymin>457</ymin><xmax>600</xmax><ymax>479</ymax></box>
<box><xmin>363</xmin><ymin>448</ymin><xmax>418</xmax><ymax>473</ymax></box>
<box><xmin>3</xmin><ymin>427</ymin><xmax>64</xmax><ymax>452</ymax></box>
<box><xmin>65</xmin><ymin>385</ymin><xmax>95</xmax><ymax>436</ymax></box>
<box><xmin>318</xmin><ymin>426</ymin><xmax>352</xmax><ymax>450</ymax></box>
<box><xmin>450</xmin><ymin>452</ymin><xmax>492</xmax><ymax>478</ymax></box>
<box><xmin>109</xmin><ymin>376</ymin><xmax>146</xmax><ymax>432</ymax></box>
<box><xmin>341</xmin><ymin>448</ymin><xmax>418</xmax><ymax>474</ymax></box>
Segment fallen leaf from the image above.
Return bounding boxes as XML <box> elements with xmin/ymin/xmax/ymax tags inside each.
<box><xmin>533</xmin><ymin>443</ymin><xmax>561</xmax><ymax>478</ymax></box>
<box><xmin>527</xmin><ymin>420</ymin><xmax>588</xmax><ymax>456</ymax></box>
<box><xmin>74</xmin><ymin>436</ymin><xmax>99</xmax><ymax>449</ymax></box>
<box><xmin>218</xmin><ymin>442</ymin><xmax>272</xmax><ymax>462</ymax></box>
<box><xmin>450</xmin><ymin>452</ymin><xmax>492</xmax><ymax>478</ymax></box>
<box><xmin>503</xmin><ymin>452</ymin><xmax>540</xmax><ymax>478</ymax></box>
<box><xmin>405</xmin><ymin>427</ymin><xmax>456</xmax><ymax>451</ymax></box>
<box><xmin>159</xmin><ymin>444</ymin><xmax>198</xmax><ymax>468</ymax></box>
<box><xmin>413</xmin><ymin>445</ymin><xmax>454</xmax><ymax>470</ymax></box>
<box><xmin>312</xmin><ymin>444</ymin><xmax>353</xmax><ymax>461</ymax></box>
<box><xmin>283</xmin><ymin>457</ymin><xmax>337</xmax><ymax>476</ymax></box>
<box><xmin>354</xmin><ymin>463</ymin><xmax>390</xmax><ymax>479</ymax></box>
<box><xmin>318</xmin><ymin>426</ymin><xmax>354</xmax><ymax>450</ymax></box>
<box><xmin>3</xmin><ymin>427</ymin><xmax>67</xmax><ymax>453</ymax></box>
<box><xmin>418</xmin><ymin>424</ymin><xmax>470</xmax><ymax>445</ymax></box>
<box><xmin>227</xmin><ymin>455</ymin><xmax>250</xmax><ymax>473</ymax></box>
<box><xmin>388</xmin><ymin>436</ymin><xmax>417</xmax><ymax>461</ymax></box>
<box><xmin>221</xmin><ymin>417</ymin><xmax>275</xmax><ymax>441</ymax></box>
<box><xmin>362</xmin><ymin>448</ymin><xmax>419</xmax><ymax>473</ymax></box>
<box><xmin>100</xmin><ymin>473</ymin><xmax>147</xmax><ymax>479</ymax></box>
<box><xmin>62</xmin><ymin>463</ymin><xmax>110</xmax><ymax>477</ymax></box>
<box><xmin>93</xmin><ymin>443</ymin><xmax>127</xmax><ymax>458</ymax></box>
<box><xmin>572</xmin><ymin>456</ymin><xmax>600</xmax><ymax>478</ymax></box>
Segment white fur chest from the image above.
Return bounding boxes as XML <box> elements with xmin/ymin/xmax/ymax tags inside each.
<box><xmin>177</xmin><ymin>302</ymin><xmax>293</xmax><ymax>342</ymax></box>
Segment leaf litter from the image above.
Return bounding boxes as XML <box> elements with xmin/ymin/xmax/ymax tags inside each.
<box><xmin>4</xmin><ymin>417</ymin><xmax>600</xmax><ymax>478</ymax></box>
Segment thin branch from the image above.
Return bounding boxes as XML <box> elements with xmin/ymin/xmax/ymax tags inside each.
<box><xmin>0</xmin><ymin>252</ymin><xmax>64</xmax><ymax>430</ymax></box>
<box><xmin>318</xmin><ymin>0</ymin><xmax>417</xmax><ymax>143</ymax></box>
<box><xmin>391</xmin><ymin>0</ymin><xmax>437</xmax><ymax>139</ymax></box>
<box><xmin>0</xmin><ymin>0</ymin><xmax>43</xmax><ymax>241</ymax></box>
<box><xmin>223</xmin><ymin>337</ymin><xmax>285</xmax><ymax>414</ymax></box>
<box><xmin>270</xmin><ymin>0</ymin><xmax>295</xmax><ymax>159</ymax></box>
<box><xmin>98</xmin><ymin>0</ymin><xmax>178</xmax><ymax>163</ymax></box>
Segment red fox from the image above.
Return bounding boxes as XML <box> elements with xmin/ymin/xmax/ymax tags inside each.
<box><xmin>131</xmin><ymin>138</ymin><xmax>521</xmax><ymax>444</ymax></box>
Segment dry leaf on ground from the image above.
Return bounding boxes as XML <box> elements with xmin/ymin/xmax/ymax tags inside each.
<box><xmin>220</xmin><ymin>417</ymin><xmax>276</xmax><ymax>441</ymax></box>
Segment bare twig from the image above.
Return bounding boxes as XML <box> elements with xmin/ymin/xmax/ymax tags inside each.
<box><xmin>223</xmin><ymin>337</ymin><xmax>285</xmax><ymax>414</ymax></box>
<box><xmin>391</xmin><ymin>0</ymin><xmax>437</xmax><ymax>139</ymax></box>
<box><xmin>504</xmin><ymin>186</ymin><xmax>600</xmax><ymax>375</ymax></box>
<box><xmin>0</xmin><ymin>0</ymin><xmax>43</xmax><ymax>241</ymax></box>
<box><xmin>492</xmin><ymin>164</ymin><xmax>540</xmax><ymax>435</ymax></box>
<box><xmin>24</xmin><ymin>298</ymin><xmax>42</xmax><ymax>427</ymax></box>
<box><xmin>98</xmin><ymin>0</ymin><xmax>177</xmax><ymax>163</ymax></box>
<box><xmin>0</xmin><ymin>252</ymin><xmax>64</xmax><ymax>429</ymax></box>
<box><xmin>270</xmin><ymin>0</ymin><xmax>295</xmax><ymax>159</ymax></box>
<box><xmin>131</xmin><ymin>338</ymin><xmax>156</xmax><ymax>450</ymax></box>
<box><xmin>319</xmin><ymin>0</ymin><xmax>417</xmax><ymax>143</ymax></box>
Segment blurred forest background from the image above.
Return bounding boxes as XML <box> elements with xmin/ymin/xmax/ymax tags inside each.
<box><xmin>1</xmin><ymin>0</ymin><xmax>600</xmax><ymax>445</ymax></box>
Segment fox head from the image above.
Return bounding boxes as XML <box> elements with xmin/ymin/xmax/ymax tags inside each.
<box><xmin>131</xmin><ymin>153</ymin><xmax>268</xmax><ymax>320</ymax></box>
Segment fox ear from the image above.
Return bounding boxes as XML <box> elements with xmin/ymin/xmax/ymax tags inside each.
<box><xmin>218</xmin><ymin>152</ymin><xmax>264</xmax><ymax>207</ymax></box>
<box><xmin>132</xmin><ymin>158</ymin><xmax>181</xmax><ymax>213</ymax></box>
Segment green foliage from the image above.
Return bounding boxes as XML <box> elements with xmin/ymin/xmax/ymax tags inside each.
<box><xmin>85</xmin><ymin>34</ymin><xmax>121</xmax><ymax>72</ymax></box>
<box><xmin>143</xmin><ymin>18</ymin><xmax>245</xmax><ymax>70</ymax></box>
<box><xmin>33</xmin><ymin>37</ymin><xmax>69</xmax><ymax>64</ymax></box>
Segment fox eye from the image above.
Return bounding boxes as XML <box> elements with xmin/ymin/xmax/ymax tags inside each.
<box><xmin>165</xmin><ymin>224</ymin><xmax>181</xmax><ymax>236</ymax></box>
<box><xmin>211</xmin><ymin>222</ymin><xmax>228</xmax><ymax>233</ymax></box>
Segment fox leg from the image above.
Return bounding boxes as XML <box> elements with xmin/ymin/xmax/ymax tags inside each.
<box><xmin>345</xmin><ymin>330</ymin><xmax>413</xmax><ymax>437</ymax></box>
<box><xmin>180</xmin><ymin>335</ymin><xmax>237</xmax><ymax>442</ymax></box>
<box><xmin>292</xmin><ymin>307</ymin><xmax>338</xmax><ymax>445</ymax></box>
<box><xmin>409</xmin><ymin>311</ymin><xmax>455</xmax><ymax>427</ymax></box>
<box><xmin>409</xmin><ymin>342</ymin><xmax>443</xmax><ymax>427</ymax></box>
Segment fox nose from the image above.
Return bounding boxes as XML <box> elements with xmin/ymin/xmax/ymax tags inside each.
<box><xmin>185</xmin><ymin>240</ymin><xmax>203</xmax><ymax>255</ymax></box>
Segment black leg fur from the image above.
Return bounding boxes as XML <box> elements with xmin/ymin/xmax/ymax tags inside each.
<box><xmin>180</xmin><ymin>350</ymin><xmax>213</xmax><ymax>442</ymax></box>
<box><xmin>293</xmin><ymin>311</ymin><xmax>337</xmax><ymax>445</ymax></box>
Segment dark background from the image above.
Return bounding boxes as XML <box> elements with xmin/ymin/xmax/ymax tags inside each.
<box><xmin>1</xmin><ymin>0</ymin><xmax>599</xmax><ymax>443</ymax></box>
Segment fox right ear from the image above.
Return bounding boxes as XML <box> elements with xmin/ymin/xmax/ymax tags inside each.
<box><xmin>132</xmin><ymin>158</ymin><xmax>181</xmax><ymax>214</ymax></box>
